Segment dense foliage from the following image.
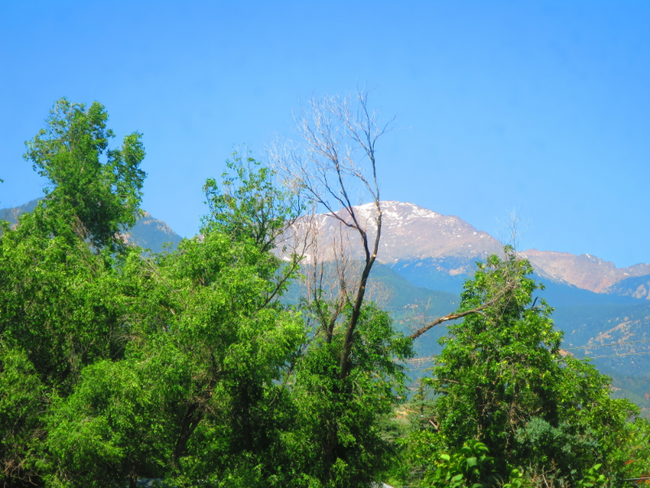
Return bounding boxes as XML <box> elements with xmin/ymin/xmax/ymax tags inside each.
<box><xmin>0</xmin><ymin>99</ymin><xmax>411</xmax><ymax>487</ymax></box>
<box><xmin>23</xmin><ymin>98</ymin><xmax>146</xmax><ymax>252</ymax></box>
<box><xmin>2</xmin><ymin>99</ymin><xmax>650</xmax><ymax>487</ymax></box>
<box><xmin>393</xmin><ymin>251</ymin><xmax>650</xmax><ymax>487</ymax></box>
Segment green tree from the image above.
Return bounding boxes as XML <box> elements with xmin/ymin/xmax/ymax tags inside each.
<box><xmin>0</xmin><ymin>98</ymin><xmax>146</xmax><ymax>486</ymax></box>
<box><xmin>23</xmin><ymin>98</ymin><xmax>145</xmax><ymax>251</ymax></box>
<box><xmin>0</xmin><ymin>208</ymin><xmax>142</xmax><ymax>486</ymax></box>
<box><xmin>203</xmin><ymin>150</ymin><xmax>302</xmax><ymax>254</ymax></box>
<box><xmin>1</xmin><ymin>97</ymin><xmax>146</xmax><ymax>392</ymax></box>
<box><xmin>44</xmin><ymin>156</ymin><xmax>306</xmax><ymax>487</ymax></box>
<box><xmin>426</xmin><ymin>248</ymin><xmax>650</xmax><ymax>486</ymax></box>
<box><xmin>285</xmin><ymin>303</ymin><xmax>412</xmax><ymax>487</ymax></box>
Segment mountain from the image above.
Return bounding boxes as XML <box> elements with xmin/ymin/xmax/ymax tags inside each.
<box><xmin>299</xmin><ymin>201</ymin><xmax>501</xmax><ymax>293</ymax></box>
<box><xmin>604</xmin><ymin>274</ymin><xmax>650</xmax><ymax>300</ymax></box>
<box><xmin>365</xmin><ymin>201</ymin><xmax>503</xmax><ymax>262</ymax></box>
<box><xmin>0</xmin><ymin>199</ymin><xmax>182</xmax><ymax>253</ymax></box>
<box><xmin>305</xmin><ymin>201</ymin><xmax>501</xmax><ymax>263</ymax></box>
<box><xmin>121</xmin><ymin>212</ymin><xmax>183</xmax><ymax>252</ymax></box>
<box><xmin>520</xmin><ymin>249</ymin><xmax>650</xmax><ymax>293</ymax></box>
<box><xmin>7</xmin><ymin>197</ymin><xmax>648</xmax><ymax>310</ymax></box>
<box><xmin>553</xmin><ymin>300</ymin><xmax>650</xmax><ymax>407</ymax></box>
<box><xmin>0</xmin><ymin>199</ymin><xmax>40</xmax><ymax>224</ymax></box>
<box><xmin>533</xmin><ymin>276</ymin><xmax>641</xmax><ymax>307</ymax></box>
<box><xmin>304</xmin><ymin>201</ymin><xmax>650</xmax><ymax>301</ymax></box>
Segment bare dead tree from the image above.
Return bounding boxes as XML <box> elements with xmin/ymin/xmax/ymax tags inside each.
<box><xmin>271</xmin><ymin>90</ymin><xmax>394</xmax><ymax>380</ymax></box>
<box><xmin>272</xmin><ymin>91</ymin><xmax>531</xmax><ymax>379</ymax></box>
<box><xmin>495</xmin><ymin>208</ymin><xmax>530</xmax><ymax>253</ymax></box>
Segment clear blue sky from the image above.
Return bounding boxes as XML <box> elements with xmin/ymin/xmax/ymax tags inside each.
<box><xmin>1</xmin><ymin>1</ymin><xmax>649</xmax><ymax>267</ymax></box>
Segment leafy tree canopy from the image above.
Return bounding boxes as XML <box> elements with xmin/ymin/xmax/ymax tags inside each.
<box><xmin>202</xmin><ymin>151</ymin><xmax>301</xmax><ymax>254</ymax></box>
<box><xmin>23</xmin><ymin>98</ymin><xmax>146</xmax><ymax>251</ymax></box>
<box><xmin>420</xmin><ymin>248</ymin><xmax>650</xmax><ymax>486</ymax></box>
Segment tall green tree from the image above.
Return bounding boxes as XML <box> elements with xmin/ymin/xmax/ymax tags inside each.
<box><xmin>23</xmin><ymin>98</ymin><xmax>145</xmax><ymax>251</ymax></box>
<box><xmin>44</xmin><ymin>155</ymin><xmax>307</xmax><ymax>487</ymax></box>
<box><xmin>1</xmin><ymin>98</ymin><xmax>146</xmax><ymax>391</ymax></box>
<box><xmin>0</xmin><ymin>98</ymin><xmax>146</xmax><ymax>486</ymax></box>
<box><xmin>285</xmin><ymin>302</ymin><xmax>412</xmax><ymax>487</ymax></box>
<box><xmin>426</xmin><ymin>248</ymin><xmax>650</xmax><ymax>486</ymax></box>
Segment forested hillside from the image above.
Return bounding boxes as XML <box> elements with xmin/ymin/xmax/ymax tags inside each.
<box><xmin>2</xmin><ymin>96</ymin><xmax>650</xmax><ymax>488</ymax></box>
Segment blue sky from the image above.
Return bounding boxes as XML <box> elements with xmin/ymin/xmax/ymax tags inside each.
<box><xmin>1</xmin><ymin>1</ymin><xmax>649</xmax><ymax>267</ymax></box>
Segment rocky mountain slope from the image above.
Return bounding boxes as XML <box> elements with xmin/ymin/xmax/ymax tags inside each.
<box><xmin>306</xmin><ymin>201</ymin><xmax>501</xmax><ymax>263</ymax></box>
<box><xmin>521</xmin><ymin>249</ymin><xmax>650</xmax><ymax>293</ymax></box>
<box><xmin>305</xmin><ymin>201</ymin><xmax>650</xmax><ymax>296</ymax></box>
<box><xmin>604</xmin><ymin>275</ymin><xmax>650</xmax><ymax>300</ymax></box>
<box><xmin>121</xmin><ymin>211</ymin><xmax>182</xmax><ymax>252</ymax></box>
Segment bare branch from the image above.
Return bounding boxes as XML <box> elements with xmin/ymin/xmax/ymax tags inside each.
<box><xmin>270</xmin><ymin>90</ymin><xmax>394</xmax><ymax>380</ymax></box>
<box><xmin>408</xmin><ymin>279</ymin><xmax>518</xmax><ymax>340</ymax></box>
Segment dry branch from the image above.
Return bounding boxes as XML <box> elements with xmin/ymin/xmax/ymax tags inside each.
<box><xmin>408</xmin><ymin>278</ymin><xmax>518</xmax><ymax>340</ymax></box>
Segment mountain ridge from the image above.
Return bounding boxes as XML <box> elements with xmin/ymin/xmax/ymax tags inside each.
<box><xmin>302</xmin><ymin>200</ymin><xmax>650</xmax><ymax>295</ymax></box>
<box><xmin>5</xmin><ymin>198</ymin><xmax>647</xmax><ymax>296</ymax></box>
<box><xmin>521</xmin><ymin>249</ymin><xmax>650</xmax><ymax>294</ymax></box>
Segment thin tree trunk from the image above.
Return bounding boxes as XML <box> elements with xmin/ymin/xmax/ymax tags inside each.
<box><xmin>170</xmin><ymin>403</ymin><xmax>203</xmax><ymax>470</ymax></box>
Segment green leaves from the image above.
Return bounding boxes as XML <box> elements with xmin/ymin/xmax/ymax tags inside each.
<box><xmin>420</xmin><ymin>248</ymin><xmax>648</xmax><ymax>485</ymax></box>
<box><xmin>0</xmin><ymin>344</ymin><xmax>47</xmax><ymax>485</ymax></box>
<box><xmin>286</xmin><ymin>302</ymin><xmax>413</xmax><ymax>487</ymax></box>
<box><xmin>202</xmin><ymin>151</ymin><xmax>301</xmax><ymax>254</ymax></box>
<box><xmin>501</xmin><ymin>468</ymin><xmax>526</xmax><ymax>488</ymax></box>
<box><xmin>23</xmin><ymin>98</ymin><xmax>146</xmax><ymax>252</ymax></box>
<box><xmin>425</xmin><ymin>440</ymin><xmax>496</xmax><ymax>488</ymax></box>
<box><xmin>46</xmin><ymin>358</ymin><xmax>176</xmax><ymax>486</ymax></box>
<box><xmin>433</xmin><ymin>250</ymin><xmax>563</xmax><ymax>465</ymax></box>
<box><xmin>575</xmin><ymin>464</ymin><xmax>607</xmax><ymax>488</ymax></box>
